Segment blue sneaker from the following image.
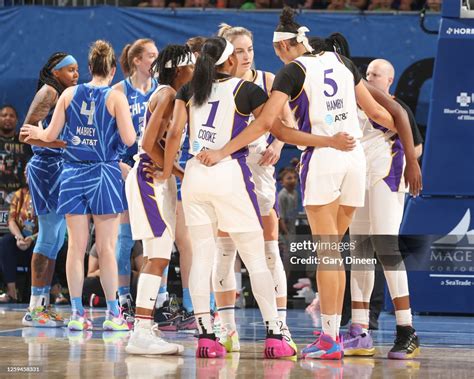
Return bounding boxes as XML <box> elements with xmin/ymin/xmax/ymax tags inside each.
<box><xmin>302</xmin><ymin>333</ymin><xmax>342</xmax><ymax>360</ymax></box>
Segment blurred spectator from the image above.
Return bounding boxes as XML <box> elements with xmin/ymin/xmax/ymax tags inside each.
<box><xmin>83</xmin><ymin>241</ymin><xmax>144</xmax><ymax>306</ymax></box>
<box><xmin>396</xmin><ymin>0</ymin><xmax>414</xmax><ymax>10</ymax></box>
<box><xmin>0</xmin><ymin>170</ymin><xmax>37</xmax><ymax>303</ymax></box>
<box><xmin>368</xmin><ymin>0</ymin><xmax>392</xmax><ymax>10</ymax></box>
<box><xmin>327</xmin><ymin>0</ymin><xmax>352</xmax><ymax>9</ymax></box>
<box><xmin>425</xmin><ymin>0</ymin><xmax>441</xmax><ymax>11</ymax></box>
<box><xmin>278</xmin><ymin>167</ymin><xmax>299</xmax><ymax>240</ymax></box>
<box><xmin>0</xmin><ymin>105</ymin><xmax>32</xmax><ymax>205</ymax></box>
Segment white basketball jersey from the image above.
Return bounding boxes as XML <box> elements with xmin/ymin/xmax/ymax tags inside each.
<box><xmin>138</xmin><ymin>84</ymin><xmax>171</xmax><ymax>155</ymax></box>
<box><xmin>188</xmin><ymin>78</ymin><xmax>251</xmax><ymax>160</ymax></box>
<box><xmin>248</xmin><ymin>70</ymin><xmax>271</xmax><ymax>154</ymax></box>
<box><xmin>290</xmin><ymin>53</ymin><xmax>362</xmax><ymax>139</ymax></box>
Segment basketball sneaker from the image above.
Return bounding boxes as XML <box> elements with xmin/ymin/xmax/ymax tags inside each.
<box><xmin>103</xmin><ymin>311</ymin><xmax>130</xmax><ymax>332</ymax></box>
<box><xmin>219</xmin><ymin>327</ymin><xmax>240</xmax><ymax>353</ymax></box>
<box><xmin>196</xmin><ymin>335</ymin><xmax>226</xmax><ymax>358</ymax></box>
<box><xmin>177</xmin><ymin>309</ymin><xmax>197</xmax><ymax>331</ymax></box>
<box><xmin>22</xmin><ymin>306</ymin><xmax>63</xmax><ymax>328</ymax></box>
<box><xmin>126</xmin><ymin>324</ymin><xmax>183</xmax><ymax>355</ymax></box>
<box><xmin>387</xmin><ymin>325</ymin><xmax>420</xmax><ymax>360</ymax></box>
<box><xmin>67</xmin><ymin>312</ymin><xmax>93</xmax><ymax>331</ymax></box>
<box><xmin>155</xmin><ymin>300</ymin><xmax>181</xmax><ymax>331</ymax></box>
<box><xmin>121</xmin><ymin>296</ymin><xmax>135</xmax><ymax>329</ymax></box>
<box><xmin>342</xmin><ymin>324</ymin><xmax>376</xmax><ymax>356</ymax></box>
<box><xmin>264</xmin><ymin>332</ymin><xmax>297</xmax><ymax>359</ymax></box>
<box><xmin>302</xmin><ymin>333</ymin><xmax>342</xmax><ymax>360</ymax></box>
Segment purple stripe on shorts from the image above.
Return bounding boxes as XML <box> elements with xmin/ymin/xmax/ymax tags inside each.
<box><xmin>384</xmin><ymin>139</ymin><xmax>405</xmax><ymax>192</ymax></box>
<box><xmin>289</xmin><ymin>90</ymin><xmax>311</xmax><ymax>134</ymax></box>
<box><xmin>137</xmin><ymin>159</ymin><xmax>167</xmax><ymax>237</ymax></box>
<box><xmin>231</xmin><ymin>112</ymin><xmax>250</xmax><ymax>160</ymax></box>
<box><xmin>299</xmin><ymin>147</ymin><xmax>314</xmax><ymax>204</ymax></box>
<box><xmin>237</xmin><ymin>158</ymin><xmax>263</xmax><ymax>228</ymax></box>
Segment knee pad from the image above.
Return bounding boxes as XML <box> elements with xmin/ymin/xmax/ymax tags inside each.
<box><xmin>34</xmin><ymin>212</ymin><xmax>66</xmax><ymax>259</ymax></box>
<box><xmin>212</xmin><ymin>237</ymin><xmax>237</xmax><ymax>292</ymax></box>
<box><xmin>372</xmin><ymin>235</ymin><xmax>405</xmax><ymax>270</ymax></box>
<box><xmin>264</xmin><ymin>240</ymin><xmax>287</xmax><ymax>298</ymax></box>
<box><xmin>229</xmin><ymin>231</ymin><xmax>266</xmax><ymax>275</ymax></box>
<box><xmin>116</xmin><ymin>224</ymin><xmax>134</xmax><ymax>276</ymax></box>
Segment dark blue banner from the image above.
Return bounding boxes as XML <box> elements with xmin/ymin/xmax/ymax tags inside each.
<box><xmin>0</xmin><ymin>7</ymin><xmax>439</xmax><ymax>125</ymax></box>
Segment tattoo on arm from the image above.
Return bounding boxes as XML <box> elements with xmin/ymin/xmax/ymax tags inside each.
<box><xmin>24</xmin><ymin>86</ymin><xmax>58</xmax><ymax>125</ymax></box>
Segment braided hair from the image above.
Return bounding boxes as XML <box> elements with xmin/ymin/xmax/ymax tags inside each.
<box><xmin>151</xmin><ymin>44</ymin><xmax>192</xmax><ymax>86</ymax></box>
<box><xmin>37</xmin><ymin>52</ymin><xmax>69</xmax><ymax>95</ymax></box>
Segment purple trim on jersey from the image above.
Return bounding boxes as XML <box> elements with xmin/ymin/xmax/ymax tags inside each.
<box><xmin>137</xmin><ymin>157</ymin><xmax>167</xmax><ymax>237</ymax></box>
<box><xmin>237</xmin><ymin>158</ymin><xmax>263</xmax><ymax>228</ymax></box>
<box><xmin>233</xmin><ymin>79</ymin><xmax>244</xmax><ymax>96</ymax></box>
<box><xmin>273</xmin><ymin>169</ymin><xmax>280</xmax><ymax>218</ymax></box>
<box><xmin>293</xmin><ymin>59</ymin><xmax>307</xmax><ymax>73</ymax></box>
<box><xmin>230</xmin><ymin>112</ymin><xmax>250</xmax><ymax>160</ymax></box>
<box><xmin>266</xmin><ymin>134</ymin><xmax>275</xmax><ymax>146</ymax></box>
<box><xmin>371</xmin><ymin>120</ymin><xmax>389</xmax><ymax>134</ymax></box>
<box><xmin>261</xmin><ymin>71</ymin><xmax>268</xmax><ymax>94</ymax></box>
<box><xmin>289</xmin><ymin>89</ymin><xmax>311</xmax><ymax>134</ymax></box>
<box><xmin>384</xmin><ymin>139</ymin><xmax>405</xmax><ymax>192</ymax></box>
<box><xmin>299</xmin><ymin>147</ymin><xmax>314</xmax><ymax>204</ymax></box>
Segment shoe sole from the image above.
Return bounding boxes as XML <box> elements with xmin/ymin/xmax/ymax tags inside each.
<box><xmin>344</xmin><ymin>347</ymin><xmax>376</xmax><ymax>356</ymax></box>
<box><xmin>388</xmin><ymin>347</ymin><xmax>421</xmax><ymax>360</ymax></box>
<box><xmin>302</xmin><ymin>351</ymin><xmax>343</xmax><ymax>360</ymax></box>
<box><xmin>126</xmin><ymin>344</ymin><xmax>179</xmax><ymax>355</ymax></box>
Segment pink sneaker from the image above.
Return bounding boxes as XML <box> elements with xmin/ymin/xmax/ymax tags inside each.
<box><xmin>196</xmin><ymin>337</ymin><xmax>226</xmax><ymax>358</ymax></box>
<box><xmin>264</xmin><ymin>336</ymin><xmax>297</xmax><ymax>359</ymax></box>
<box><xmin>302</xmin><ymin>333</ymin><xmax>342</xmax><ymax>360</ymax></box>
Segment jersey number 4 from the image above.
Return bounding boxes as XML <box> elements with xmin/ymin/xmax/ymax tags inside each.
<box><xmin>80</xmin><ymin>101</ymin><xmax>96</xmax><ymax>126</ymax></box>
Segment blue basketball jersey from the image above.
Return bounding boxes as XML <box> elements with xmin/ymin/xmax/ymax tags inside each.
<box><xmin>118</xmin><ymin>78</ymin><xmax>157</xmax><ymax>160</ymax></box>
<box><xmin>31</xmin><ymin>107</ymin><xmax>62</xmax><ymax>156</ymax></box>
<box><xmin>63</xmin><ymin>84</ymin><xmax>120</xmax><ymax>162</ymax></box>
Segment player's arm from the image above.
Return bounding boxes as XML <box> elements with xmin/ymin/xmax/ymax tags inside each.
<box><xmin>142</xmin><ymin>88</ymin><xmax>184</xmax><ymax>178</ymax></box>
<box><xmin>111</xmin><ymin>90</ymin><xmax>136</xmax><ymax>147</ymax></box>
<box><xmin>161</xmin><ymin>99</ymin><xmax>188</xmax><ymax>180</ymax></box>
<box><xmin>355</xmin><ymin>82</ymin><xmax>395</xmax><ymax>132</ymax></box>
<box><xmin>363</xmin><ymin>80</ymin><xmax>422</xmax><ymax>196</ymax></box>
<box><xmin>21</xmin><ymin>86</ymin><xmax>74</xmax><ymax>143</ymax></box>
<box><xmin>21</xmin><ymin>85</ymin><xmax>66</xmax><ymax>148</ymax></box>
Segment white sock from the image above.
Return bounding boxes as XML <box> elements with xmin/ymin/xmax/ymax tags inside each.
<box><xmin>352</xmin><ymin>308</ymin><xmax>370</xmax><ymax>326</ymax></box>
<box><xmin>235</xmin><ymin>272</ymin><xmax>242</xmax><ymax>292</ymax></box>
<box><xmin>336</xmin><ymin>314</ymin><xmax>341</xmax><ymax>336</ymax></box>
<box><xmin>265</xmin><ymin>320</ymin><xmax>281</xmax><ymax>336</ymax></box>
<box><xmin>277</xmin><ymin>307</ymin><xmax>287</xmax><ymax>326</ymax></box>
<box><xmin>395</xmin><ymin>309</ymin><xmax>412</xmax><ymax>326</ymax></box>
<box><xmin>196</xmin><ymin>313</ymin><xmax>213</xmax><ymax>335</ymax></box>
<box><xmin>29</xmin><ymin>295</ymin><xmax>42</xmax><ymax>310</ymax></box>
<box><xmin>218</xmin><ymin>306</ymin><xmax>236</xmax><ymax>331</ymax></box>
<box><xmin>321</xmin><ymin>313</ymin><xmax>337</xmax><ymax>340</ymax></box>
<box><xmin>155</xmin><ymin>291</ymin><xmax>168</xmax><ymax>309</ymax></box>
<box><xmin>134</xmin><ymin>316</ymin><xmax>153</xmax><ymax>330</ymax></box>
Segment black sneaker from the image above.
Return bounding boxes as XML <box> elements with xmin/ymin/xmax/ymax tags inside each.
<box><xmin>121</xmin><ymin>296</ymin><xmax>135</xmax><ymax>329</ymax></box>
<box><xmin>176</xmin><ymin>309</ymin><xmax>197</xmax><ymax>331</ymax></box>
<box><xmin>388</xmin><ymin>325</ymin><xmax>420</xmax><ymax>359</ymax></box>
<box><xmin>154</xmin><ymin>299</ymin><xmax>181</xmax><ymax>331</ymax></box>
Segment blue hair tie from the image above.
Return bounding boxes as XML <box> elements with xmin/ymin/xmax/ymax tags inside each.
<box><xmin>53</xmin><ymin>55</ymin><xmax>77</xmax><ymax>70</ymax></box>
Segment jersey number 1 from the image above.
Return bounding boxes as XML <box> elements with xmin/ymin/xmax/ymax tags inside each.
<box><xmin>202</xmin><ymin>101</ymin><xmax>219</xmax><ymax>129</ymax></box>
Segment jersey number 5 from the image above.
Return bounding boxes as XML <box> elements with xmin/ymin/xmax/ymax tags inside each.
<box><xmin>202</xmin><ymin>101</ymin><xmax>219</xmax><ymax>129</ymax></box>
<box><xmin>80</xmin><ymin>101</ymin><xmax>96</xmax><ymax>126</ymax></box>
<box><xmin>323</xmin><ymin>69</ymin><xmax>338</xmax><ymax>98</ymax></box>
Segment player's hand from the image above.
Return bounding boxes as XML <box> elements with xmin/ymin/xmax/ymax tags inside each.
<box><xmin>119</xmin><ymin>161</ymin><xmax>132</xmax><ymax>180</ymax></box>
<box><xmin>259</xmin><ymin>145</ymin><xmax>281</xmax><ymax>166</ymax></box>
<box><xmin>142</xmin><ymin>162</ymin><xmax>168</xmax><ymax>182</ymax></box>
<box><xmin>20</xmin><ymin>124</ymin><xmax>43</xmax><ymax>142</ymax></box>
<box><xmin>329</xmin><ymin>132</ymin><xmax>356</xmax><ymax>151</ymax></box>
<box><xmin>196</xmin><ymin>149</ymin><xmax>224</xmax><ymax>167</ymax></box>
<box><xmin>404</xmin><ymin>158</ymin><xmax>422</xmax><ymax>197</ymax></box>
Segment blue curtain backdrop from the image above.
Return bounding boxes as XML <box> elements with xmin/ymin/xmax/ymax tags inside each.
<box><xmin>0</xmin><ymin>7</ymin><xmax>439</xmax><ymax>123</ymax></box>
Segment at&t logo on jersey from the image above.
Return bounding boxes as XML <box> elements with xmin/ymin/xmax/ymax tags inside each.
<box><xmin>325</xmin><ymin>112</ymin><xmax>349</xmax><ymax>125</ymax></box>
<box><xmin>71</xmin><ymin>136</ymin><xmax>81</xmax><ymax>146</ymax></box>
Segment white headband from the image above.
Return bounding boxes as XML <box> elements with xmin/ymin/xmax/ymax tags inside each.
<box><xmin>215</xmin><ymin>39</ymin><xmax>235</xmax><ymax>66</ymax></box>
<box><xmin>164</xmin><ymin>52</ymin><xmax>196</xmax><ymax>69</ymax></box>
<box><xmin>273</xmin><ymin>26</ymin><xmax>314</xmax><ymax>53</ymax></box>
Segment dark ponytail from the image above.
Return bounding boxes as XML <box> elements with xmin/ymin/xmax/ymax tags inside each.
<box><xmin>191</xmin><ymin>37</ymin><xmax>227</xmax><ymax>107</ymax></box>
<box><xmin>37</xmin><ymin>52</ymin><xmax>69</xmax><ymax>95</ymax></box>
<box><xmin>327</xmin><ymin>33</ymin><xmax>351</xmax><ymax>59</ymax></box>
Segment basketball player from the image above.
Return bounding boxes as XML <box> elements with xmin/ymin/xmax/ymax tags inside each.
<box><xmin>197</xmin><ymin>8</ymin><xmax>394</xmax><ymax>360</ymax></box>
<box><xmin>160</xmin><ymin>37</ymin><xmax>356</xmax><ymax>359</ymax></box>
<box><xmin>343</xmin><ymin>58</ymin><xmax>422</xmax><ymax>359</ymax></box>
<box><xmin>212</xmin><ymin>23</ymin><xmax>295</xmax><ymax>352</ymax></box>
<box><xmin>22</xmin><ymin>40</ymin><xmax>136</xmax><ymax>332</ymax></box>
<box><xmin>125</xmin><ymin>44</ymin><xmax>194</xmax><ymax>355</ymax></box>
<box><xmin>20</xmin><ymin>53</ymin><xmax>78</xmax><ymax>328</ymax></box>
<box><xmin>113</xmin><ymin>39</ymin><xmax>159</xmax><ymax>323</ymax></box>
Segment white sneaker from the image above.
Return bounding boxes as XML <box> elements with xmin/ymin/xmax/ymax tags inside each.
<box><xmin>125</xmin><ymin>324</ymin><xmax>184</xmax><ymax>355</ymax></box>
<box><xmin>218</xmin><ymin>324</ymin><xmax>240</xmax><ymax>352</ymax></box>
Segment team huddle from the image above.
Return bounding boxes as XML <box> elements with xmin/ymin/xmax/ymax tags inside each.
<box><xmin>20</xmin><ymin>7</ymin><xmax>422</xmax><ymax>361</ymax></box>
